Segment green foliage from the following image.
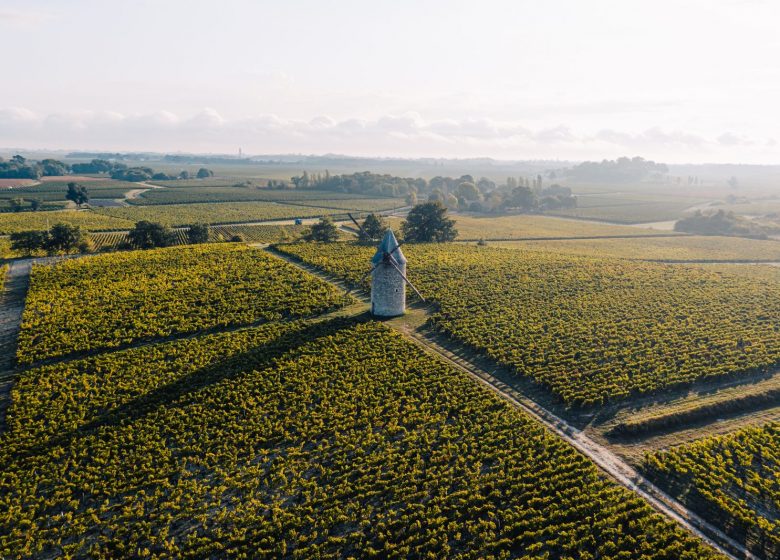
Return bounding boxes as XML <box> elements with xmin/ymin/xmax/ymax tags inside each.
<box><xmin>0</xmin><ymin>320</ymin><xmax>719</xmax><ymax>559</ymax></box>
<box><xmin>9</xmin><ymin>223</ymin><xmax>88</xmax><ymax>255</ymax></box>
<box><xmin>0</xmin><ymin>209</ymin><xmax>133</xmax><ymax>234</ymax></box>
<box><xmin>644</xmin><ymin>422</ymin><xmax>780</xmax><ymax>559</ymax></box>
<box><xmin>196</xmin><ymin>167</ymin><xmax>214</xmax><ymax>178</ymax></box>
<box><xmin>65</xmin><ymin>182</ymin><xmax>90</xmax><ymax>207</ymax></box>
<box><xmin>401</xmin><ymin>201</ymin><xmax>457</xmax><ymax>242</ymax></box>
<box><xmin>675</xmin><ymin>209</ymin><xmax>768</xmax><ymax>238</ymax></box>
<box><xmin>186</xmin><ymin>223</ymin><xmax>210</xmax><ymax>244</ymax></box>
<box><xmin>128</xmin><ymin>220</ymin><xmax>176</xmax><ymax>249</ymax></box>
<box><xmin>360</xmin><ymin>213</ymin><xmax>386</xmax><ymax>240</ymax></box>
<box><xmin>305</xmin><ymin>216</ymin><xmax>340</xmax><ymax>242</ymax></box>
<box><xmin>16</xmin><ymin>244</ymin><xmax>346</xmax><ymax>363</ymax></box>
<box><xmin>278</xmin><ymin>242</ymin><xmax>780</xmax><ymax>406</ymax></box>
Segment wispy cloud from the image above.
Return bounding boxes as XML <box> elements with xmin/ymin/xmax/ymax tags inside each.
<box><xmin>0</xmin><ymin>8</ymin><xmax>54</xmax><ymax>27</ymax></box>
<box><xmin>0</xmin><ymin>107</ymin><xmax>775</xmax><ymax>163</ymax></box>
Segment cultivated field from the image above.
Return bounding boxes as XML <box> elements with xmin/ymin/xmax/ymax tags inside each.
<box><xmin>278</xmin><ymin>242</ymin><xmax>780</xmax><ymax>406</ymax></box>
<box><xmin>494</xmin><ymin>235</ymin><xmax>780</xmax><ymax>262</ymax></box>
<box><xmin>644</xmin><ymin>422</ymin><xmax>780</xmax><ymax>559</ymax></box>
<box><xmin>16</xmin><ymin>244</ymin><xmax>347</xmax><ymax>363</ymax></box>
<box><xmin>0</xmin><ymin>319</ymin><xmax>721</xmax><ymax>558</ymax></box>
<box><xmin>94</xmin><ymin>202</ymin><xmax>349</xmax><ymax>226</ymax></box>
<box><xmin>0</xmin><ymin>210</ymin><xmax>135</xmax><ymax>234</ymax></box>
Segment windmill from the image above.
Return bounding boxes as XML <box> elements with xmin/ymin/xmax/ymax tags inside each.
<box><xmin>346</xmin><ymin>215</ymin><xmax>424</xmax><ymax>317</ymax></box>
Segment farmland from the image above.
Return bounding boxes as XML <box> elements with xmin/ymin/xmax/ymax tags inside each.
<box><xmin>130</xmin><ymin>185</ymin><xmax>404</xmax><ymax>208</ymax></box>
<box><xmin>0</xmin><ymin>210</ymin><xmax>134</xmax><ymax>234</ymax></box>
<box><xmin>94</xmin><ymin>201</ymin><xmax>348</xmax><ymax>226</ymax></box>
<box><xmin>643</xmin><ymin>423</ymin><xmax>780</xmax><ymax>559</ymax></box>
<box><xmin>16</xmin><ymin>244</ymin><xmax>347</xmax><ymax>363</ymax></box>
<box><xmin>0</xmin><ymin>320</ymin><xmax>720</xmax><ymax>559</ymax></box>
<box><xmin>0</xmin><ymin>180</ymin><xmax>137</xmax><ymax>202</ymax></box>
<box><xmin>495</xmin><ymin>235</ymin><xmax>780</xmax><ymax>262</ymax></box>
<box><xmin>278</xmin><ymin>242</ymin><xmax>780</xmax><ymax>406</ymax></box>
<box><xmin>430</xmin><ymin>214</ymin><xmax>672</xmax><ymax>240</ymax></box>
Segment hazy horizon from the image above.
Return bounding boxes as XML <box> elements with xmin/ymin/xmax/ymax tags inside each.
<box><xmin>2</xmin><ymin>0</ymin><xmax>779</xmax><ymax>164</ymax></box>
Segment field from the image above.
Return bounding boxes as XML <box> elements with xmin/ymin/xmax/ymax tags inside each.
<box><xmin>87</xmin><ymin>224</ymin><xmax>318</xmax><ymax>251</ymax></box>
<box><xmin>432</xmin><ymin>214</ymin><xmax>671</xmax><ymax>240</ymax></box>
<box><xmin>549</xmin><ymin>199</ymin><xmax>708</xmax><ymax>224</ymax></box>
<box><xmin>278</xmin><ymin>242</ymin><xmax>780</xmax><ymax>406</ymax></box>
<box><xmin>0</xmin><ymin>210</ymin><xmax>135</xmax><ymax>234</ymax></box>
<box><xmin>0</xmin><ymin>180</ymin><xmax>137</xmax><ymax>202</ymax></box>
<box><xmin>130</xmin><ymin>185</ymin><xmax>404</xmax><ymax>208</ymax></box>
<box><xmin>0</xmin><ymin>319</ymin><xmax>720</xmax><ymax>558</ymax></box>
<box><xmin>494</xmin><ymin>235</ymin><xmax>780</xmax><ymax>262</ymax></box>
<box><xmin>16</xmin><ymin>244</ymin><xmax>347</xmax><ymax>363</ymax></box>
<box><xmin>643</xmin><ymin>422</ymin><xmax>780</xmax><ymax>558</ymax></box>
<box><xmin>94</xmin><ymin>202</ymin><xmax>348</xmax><ymax>226</ymax></box>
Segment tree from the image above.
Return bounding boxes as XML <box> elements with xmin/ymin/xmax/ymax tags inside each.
<box><xmin>9</xmin><ymin>197</ymin><xmax>24</xmax><ymax>212</ymax></box>
<box><xmin>10</xmin><ymin>231</ymin><xmax>48</xmax><ymax>256</ymax></box>
<box><xmin>361</xmin><ymin>213</ymin><xmax>387</xmax><ymax>240</ymax></box>
<box><xmin>29</xmin><ymin>198</ymin><xmax>42</xmax><ymax>211</ymax></box>
<box><xmin>66</xmin><ymin>182</ymin><xmax>89</xmax><ymax>208</ymax></box>
<box><xmin>456</xmin><ymin>182</ymin><xmax>480</xmax><ymax>201</ymax></box>
<box><xmin>128</xmin><ymin>221</ymin><xmax>176</xmax><ymax>249</ymax></box>
<box><xmin>405</xmin><ymin>191</ymin><xmax>418</xmax><ymax>206</ymax></box>
<box><xmin>504</xmin><ymin>186</ymin><xmax>536</xmax><ymax>211</ymax></box>
<box><xmin>187</xmin><ymin>223</ymin><xmax>210</xmax><ymax>244</ymax></box>
<box><xmin>401</xmin><ymin>201</ymin><xmax>458</xmax><ymax>242</ymax></box>
<box><xmin>178</xmin><ymin>170</ymin><xmax>190</xmax><ymax>180</ymax></box>
<box><xmin>47</xmin><ymin>223</ymin><xmax>88</xmax><ymax>254</ymax></box>
<box><xmin>305</xmin><ymin>217</ymin><xmax>340</xmax><ymax>242</ymax></box>
<box><xmin>196</xmin><ymin>168</ymin><xmax>214</xmax><ymax>179</ymax></box>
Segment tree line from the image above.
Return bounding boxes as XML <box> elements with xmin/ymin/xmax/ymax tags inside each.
<box><xmin>0</xmin><ymin>155</ymin><xmax>214</xmax><ymax>182</ymax></box>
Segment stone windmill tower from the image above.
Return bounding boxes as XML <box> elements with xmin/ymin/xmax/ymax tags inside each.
<box><xmin>370</xmin><ymin>229</ymin><xmax>407</xmax><ymax>316</ymax></box>
<box><xmin>347</xmin><ymin>215</ymin><xmax>425</xmax><ymax>317</ymax></box>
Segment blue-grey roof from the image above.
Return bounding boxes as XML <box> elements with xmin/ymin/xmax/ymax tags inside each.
<box><xmin>372</xmin><ymin>229</ymin><xmax>406</xmax><ymax>266</ymax></box>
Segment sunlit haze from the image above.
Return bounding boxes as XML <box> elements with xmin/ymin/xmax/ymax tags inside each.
<box><xmin>1</xmin><ymin>0</ymin><xmax>779</xmax><ymax>162</ymax></box>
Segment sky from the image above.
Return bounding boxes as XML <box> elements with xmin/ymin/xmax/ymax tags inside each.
<box><xmin>1</xmin><ymin>0</ymin><xmax>779</xmax><ymax>163</ymax></box>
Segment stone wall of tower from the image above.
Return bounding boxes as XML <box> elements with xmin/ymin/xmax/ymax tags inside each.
<box><xmin>371</xmin><ymin>261</ymin><xmax>406</xmax><ymax>317</ymax></box>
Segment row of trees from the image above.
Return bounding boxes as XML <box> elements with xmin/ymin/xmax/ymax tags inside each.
<box><xmin>110</xmin><ymin>166</ymin><xmax>213</xmax><ymax>182</ymax></box>
<box><xmin>0</xmin><ymin>155</ymin><xmax>214</xmax><ymax>183</ymax></box>
<box><xmin>9</xmin><ymin>221</ymin><xmax>214</xmax><ymax>256</ymax></box>
<box><xmin>0</xmin><ymin>155</ymin><xmax>69</xmax><ymax>179</ymax></box>
<box><xmin>306</xmin><ymin>202</ymin><xmax>457</xmax><ymax>243</ymax></box>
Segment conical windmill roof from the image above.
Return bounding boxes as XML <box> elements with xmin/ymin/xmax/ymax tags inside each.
<box><xmin>372</xmin><ymin>229</ymin><xmax>406</xmax><ymax>266</ymax></box>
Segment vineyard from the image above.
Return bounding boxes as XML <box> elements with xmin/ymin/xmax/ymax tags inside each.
<box><xmin>0</xmin><ymin>319</ymin><xmax>721</xmax><ymax>558</ymax></box>
<box><xmin>549</xmin><ymin>200</ymin><xmax>702</xmax><ymax>224</ymax></box>
<box><xmin>0</xmin><ymin>210</ymin><xmax>135</xmax><ymax>234</ymax></box>
<box><xmin>644</xmin><ymin>422</ymin><xmax>780</xmax><ymax>558</ymax></box>
<box><xmin>16</xmin><ymin>244</ymin><xmax>347</xmax><ymax>364</ymax></box>
<box><xmin>130</xmin><ymin>185</ymin><xmax>403</xmax><ymax>208</ymax></box>
<box><xmin>449</xmin><ymin>214</ymin><xmax>669</xmax><ymax>240</ymax></box>
<box><xmin>278</xmin><ymin>242</ymin><xmax>780</xmax><ymax>406</ymax></box>
<box><xmin>94</xmin><ymin>201</ymin><xmax>346</xmax><ymax>226</ymax></box>
<box><xmin>496</xmin><ymin>235</ymin><xmax>780</xmax><ymax>262</ymax></box>
<box><xmin>0</xmin><ymin>180</ymin><xmax>137</xmax><ymax>202</ymax></box>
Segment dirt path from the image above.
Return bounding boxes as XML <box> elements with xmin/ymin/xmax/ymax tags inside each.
<box><xmin>267</xmin><ymin>247</ymin><xmax>754</xmax><ymax>560</ymax></box>
<box><xmin>0</xmin><ymin>259</ymin><xmax>35</xmax><ymax>429</ymax></box>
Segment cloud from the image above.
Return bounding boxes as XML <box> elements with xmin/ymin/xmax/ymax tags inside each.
<box><xmin>0</xmin><ymin>9</ymin><xmax>54</xmax><ymax>27</ymax></box>
<box><xmin>0</xmin><ymin>107</ymin><xmax>773</xmax><ymax>162</ymax></box>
